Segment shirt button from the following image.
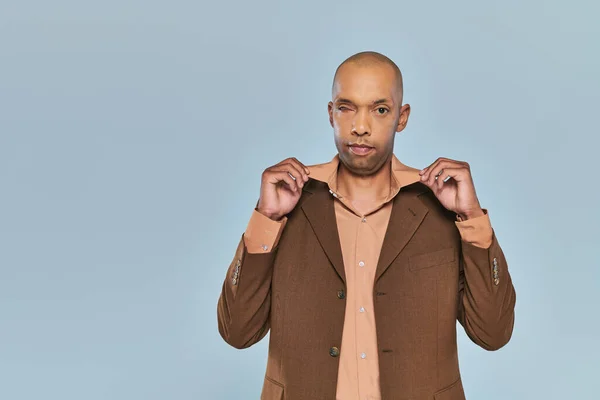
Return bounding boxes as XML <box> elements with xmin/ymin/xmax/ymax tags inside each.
<box><xmin>359</xmin><ymin>307</ymin><xmax>365</xmax><ymax>313</ymax></box>
<box><xmin>361</xmin><ymin>217</ymin><xmax>367</xmax><ymax>223</ymax></box>
<box><xmin>360</xmin><ymin>352</ymin><xmax>366</xmax><ymax>359</ymax></box>
<box><xmin>262</xmin><ymin>244</ymin><xmax>268</xmax><ymax>251</ymax></box>
<box><xmin>358</xmin><ymin>261</ymin><xmax>365</xmax><ymax>267</ymax></box>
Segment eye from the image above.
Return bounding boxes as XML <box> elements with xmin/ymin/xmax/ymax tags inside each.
<box><xmin>376</xmin><ymin>107</ymin><xmax>389</xmax><ymax>115</ymax></box>
<box><xmin>338</xmin><ymin>106</ymin><xmax>351</xmax><ymax>112</ymax></box>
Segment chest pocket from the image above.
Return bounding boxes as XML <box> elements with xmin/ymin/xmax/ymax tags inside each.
<box><xmin>409</xmin><ymin>247</ymin><xmax>456</xmax><ymax>271</ymax></box>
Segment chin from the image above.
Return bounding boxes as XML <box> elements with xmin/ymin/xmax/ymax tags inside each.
<box><xmin>343</xmin><ymin>154</ymin><xmax>379</xmax><ymax>176</ymax></box>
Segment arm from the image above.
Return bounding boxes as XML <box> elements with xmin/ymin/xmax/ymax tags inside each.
<box><xmin>455</xmin><ymin>209</ymin><xmax>516</xmax><ymax>350</ymax></box>
<box><xmin>216</xmin><ymin>209</ymin><xmax>287</xmax><ymax>349</ymax></box>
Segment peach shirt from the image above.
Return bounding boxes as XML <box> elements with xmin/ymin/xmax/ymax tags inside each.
<box><xmin>243</xmin><ymin>154</ymin><xmax>493</xmax><ymax>400</ymax></box>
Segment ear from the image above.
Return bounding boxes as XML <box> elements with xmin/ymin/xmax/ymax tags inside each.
<box><xmin>396</xmin><ymin>103</ymin><xmax>411</xmax><ymax>132</ymax></box>
<box><xmin>328</xmin><ymin>101</ymin><xmax>334</xmax><ymax>127</ymax></box>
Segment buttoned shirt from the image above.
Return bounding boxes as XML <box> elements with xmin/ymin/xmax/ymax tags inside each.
<box><xmin>243</xmin><ymin>153</ymin><xmax>493</xmax><ymax>400</ymax></box>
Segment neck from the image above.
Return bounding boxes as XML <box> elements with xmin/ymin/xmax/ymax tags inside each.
<box><xmin>336</xmin><ymin>155</ymin><xmax>392</xmax><ymax>202</ymax></box>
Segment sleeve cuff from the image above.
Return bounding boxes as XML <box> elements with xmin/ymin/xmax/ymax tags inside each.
<box><xmin>455</xmin><ymin>208</ymin><xmax>493</xmax><ymax>249</ymax></box>
<box><xmin>243</xmin><ymin>209</ymin><xmax>288</xmax><ymax>253</ymax></box>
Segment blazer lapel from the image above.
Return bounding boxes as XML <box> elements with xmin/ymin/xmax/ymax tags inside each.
<box><xmin>301</xmin><ymin>180</ymin><xmax>346</xmax><ymax>283</ymax></box>
<box><xmin>375</xmin><ymin>186</ymin><xmax>429</xmax><ymax>282</ymax></box>
<box><xmin>300</xmin><ymin>179</ymin><xmax>431</xmax><ymax>285</ymax></box>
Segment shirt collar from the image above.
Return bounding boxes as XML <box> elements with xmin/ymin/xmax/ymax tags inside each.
<box><xmin>306</xmin><ymin>153</ymin><xmax>422</xmax><ymax>202</ymax></box>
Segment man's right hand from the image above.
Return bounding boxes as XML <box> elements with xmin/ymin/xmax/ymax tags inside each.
<box><xmin>256</xmin><ymin>157</ymin><xmax>310</xmax><ymax>221</ymax></box>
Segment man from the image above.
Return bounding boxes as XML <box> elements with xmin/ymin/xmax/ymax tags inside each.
<box><xmin>217</xmin><ymin>51</ymin><xmax>516</xmax><ymax>400</ymax></box>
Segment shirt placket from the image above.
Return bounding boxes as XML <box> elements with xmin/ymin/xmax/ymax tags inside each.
<box><xmin>335</xmin><ymin>195</ymin><xmax>385</xmax><ymax>400</ymax></box>
<box><xmin>355</xmin><ymin>212</ymin><xmax>378</xmax><ymax>400</ymax></box>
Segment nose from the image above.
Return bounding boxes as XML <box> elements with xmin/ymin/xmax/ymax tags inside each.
<box><xmin>352</xmin><ymin>108</ymin><xmax>370</xmax><ymax>136</ymax></box>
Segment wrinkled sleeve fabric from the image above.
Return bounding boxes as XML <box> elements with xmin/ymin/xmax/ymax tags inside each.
<box><xmin>216</xmin><ymin>209</ymin><xmax>287</xmax><ymax>349</ymax></box>
<box><xmin>456</xmin><ymin>209</ymin><xmax>516</xmax><ymax>350</ymax></box>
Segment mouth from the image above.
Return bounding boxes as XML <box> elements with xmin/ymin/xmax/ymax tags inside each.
<box><xmin>348</xmin><ymin>144</ymin><xmax>374</xmax><ymax>156</ymax></box>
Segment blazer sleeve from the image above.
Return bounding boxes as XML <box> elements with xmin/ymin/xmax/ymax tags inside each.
<box><xmin>457</xmin><ymin>228</ymin><xmax>517</xmax><ymax>351</ymax></box>
<box><xmin>216</xmin><ymin>208</ymin><xmax>287</xmax><ymax>349</ymax></box>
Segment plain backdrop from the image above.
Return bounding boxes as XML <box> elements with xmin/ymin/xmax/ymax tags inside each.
<box><xmin>1</xmin><ymin>1</ymin><xmax>599</xmax><ymax>399</ymax></box>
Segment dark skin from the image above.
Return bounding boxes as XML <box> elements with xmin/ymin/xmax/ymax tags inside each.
<box><xmin>419</xmin><ymin>158</ymin><xmax>485</xmax><ymax>220</ymax></box>
<box><xmin>257</xmin><ymin>55</ymin><xmax>484</xmax><ymax>221</ymax></box>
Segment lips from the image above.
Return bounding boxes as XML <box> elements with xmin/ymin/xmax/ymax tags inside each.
<box><xmin>349</xmin><ymin>144</ymin><xmax>374</xmax><ymax>155</ymax></box>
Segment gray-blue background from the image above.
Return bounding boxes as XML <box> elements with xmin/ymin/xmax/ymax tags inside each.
<box><xmin>1</xmin><ymin>1</ymin><xmax>598</xmax><ymax>399</ymax></box>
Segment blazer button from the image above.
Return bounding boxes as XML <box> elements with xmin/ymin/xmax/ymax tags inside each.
<box><xmin>329</xmin><ymin>346</ymin><xmax>340</xmax><ymax>357</ymax></box>
<box><xmin>337</xmin><ymin>290</ymin><xmax>345</xmax><ymax>299</ymax></box>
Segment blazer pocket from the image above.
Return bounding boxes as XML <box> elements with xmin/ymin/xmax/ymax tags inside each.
<box><xmin>434</xmin><ymin>377</ymin><xmax>465</xmax><ymax>400</ymax></box>
<box><xmin>260</xmin><ymin>376</ymin><xmax>284</xmax><ymax>400</ymax></box>
<box><xmin>409</xmin><ymin>247</ymin><xmax>456</xmax><ymax>271</ymax></box>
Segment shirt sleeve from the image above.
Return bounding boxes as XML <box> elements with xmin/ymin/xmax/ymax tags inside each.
<box><xmin>243</xmin><ymin>209</ymin><xmax>288</xmax><ymax>254</ymax></box>
<box><xmin>455</xmin><ymin>208</ymin><xmax>493</xmax><ymax>249</ymax></box>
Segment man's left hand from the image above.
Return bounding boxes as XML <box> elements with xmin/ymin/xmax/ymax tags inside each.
<box><xmin>419</xmin><ymin>157</ymin><xmax>484</xmax><ymax>220</ymax></box>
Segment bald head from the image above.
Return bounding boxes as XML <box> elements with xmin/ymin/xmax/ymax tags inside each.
<box><xmin>332</xmin><ymin>51</ymin><xmax>403</xmax><ymax>101</ymax></box>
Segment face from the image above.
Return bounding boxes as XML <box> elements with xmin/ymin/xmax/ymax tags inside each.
<box><xmin>328</xmin><ymin>62</ymin><xmax>411</xmax><ymax>176</ymax></box>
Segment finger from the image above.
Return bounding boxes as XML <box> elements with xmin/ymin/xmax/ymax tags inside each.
<box><xmin>270</xmin><ymin>164</ymin><xmax>306</xmax><ymax>191</ymax></box>
<box><xmin>276</xmin><ymin>158</ymin><xmax>310</xmax><ymax>180</ymax></box>
<box><xmin>419</xmin><ymin>158</ymin><xmax>442</xmax><ymax>180</ymax></box>
<box><xmin>422</xmin><ymin>161</ymin><xmax>446</xmax><ymax>187</ymax></box>
<box><xmin>420</xmin><ymin>157</ymin><xmax>463</xmax><ymax>177</ymax></box>
<box><xmin>275</xmin><ymin>163</ymin><xmax>306</xmax><ymax>188</ymax></box>
<box><xmin>421</xmin><ymin>160</ymin><xmax>459</xmax><ymax>186</ymax></box>
<box><xmin>289</xmin><ymin>158</ymin><xmax>310</xmax><ymax>181</ymax></box>
<box><xmin>267</xmin><ymin>170</ymin><xmax>300</xmax><ymax>192</ymax></box>
<box><xmin>434</xmin><ymin>167</ymin><xmax>463</xmax><ymax>190</ymax></box>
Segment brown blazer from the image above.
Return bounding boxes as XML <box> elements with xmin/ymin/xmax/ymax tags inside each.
<box><xmin>217</xmin><ymin>178</ymin><xmax>516</xmax><ymax>400</ymax></box>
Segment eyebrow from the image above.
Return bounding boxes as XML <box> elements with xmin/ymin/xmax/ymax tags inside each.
<box><xmin>334</xmin><ymin>98</ymin><xmax>392</xmax><ymax>106</ymax></box>
<box><xmin>335</xmin><ymin>98</ymin><xmax>355</xmax><ymax>105</ymax></box>
<box><xmin>372</xmin><ymin>98</ymin><xmax>391</xmax><ymax>106</ymax></box>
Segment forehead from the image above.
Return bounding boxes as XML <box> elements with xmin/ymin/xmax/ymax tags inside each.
<box><xmin>332</xmin><ymin>63</ymin><xmax>400</xmax><ymax>103</ymax></box>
